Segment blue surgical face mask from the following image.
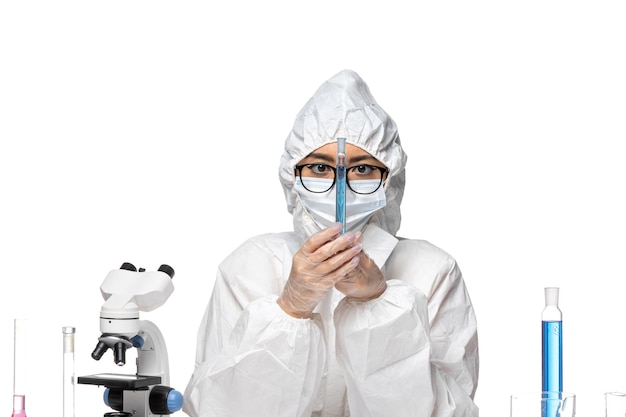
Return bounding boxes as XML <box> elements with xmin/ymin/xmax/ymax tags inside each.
<box><xmin>293</xmin><ymin>178</ymin><xmax>386</xmax><ymax>233</ymax></box>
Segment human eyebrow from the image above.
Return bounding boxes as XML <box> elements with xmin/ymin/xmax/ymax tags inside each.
<box><xmin>299</xmin><ymin>152</ymin><xmax>335</xmax><ymax>165</ymax></box>
<box><xmin>348</xmin><ymin>154</ymin><xmax>385</xmax><ymax>167</ymax></box>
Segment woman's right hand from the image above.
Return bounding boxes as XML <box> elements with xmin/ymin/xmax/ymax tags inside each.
<box><xmin>277</xmin><ymin>223</ymin><xmax>362</xmax><ymax>318</ymax></box>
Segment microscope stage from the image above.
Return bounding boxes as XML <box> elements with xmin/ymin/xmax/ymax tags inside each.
<box><xmin>77</xmin><ymin>373</ymin><xmax>162</xmax><ymax>389</ymax></box>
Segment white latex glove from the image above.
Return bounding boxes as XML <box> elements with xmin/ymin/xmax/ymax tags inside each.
<box><xmin>334</xmin><ymin>243</ymin><xmax>387</xmax><ymax>301</ymax></box>
<box><xmin>277</xmin><ymin>223</ymin><xmax>362</xmax><ymax>318</ymax></box>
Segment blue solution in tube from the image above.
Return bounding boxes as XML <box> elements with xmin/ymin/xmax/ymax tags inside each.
<box><xmin>336</xmin><ymin>138</ymin><xmax>347</xmax><ymax>234</ymax></box>
<box><xmin>541</xmin><ymin>287</ymin><xmax>563</xmax><ymax>417</ymax></box>
<box><xmin>542</xmin><ymin>320</ymin><xmax>563</xmax><ymax>392</ymax></box>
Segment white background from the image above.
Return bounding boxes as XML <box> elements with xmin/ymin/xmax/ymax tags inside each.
<box><xmin>1</xmin><ymin>1</ymin><xmax>625</xmax><ymax>416</ymax></box>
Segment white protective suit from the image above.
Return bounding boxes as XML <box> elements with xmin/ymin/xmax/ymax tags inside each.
<box><xmin>184</xmin><ymin>70</ymin><xmax>479</xmax><ymax>417</ymax></box>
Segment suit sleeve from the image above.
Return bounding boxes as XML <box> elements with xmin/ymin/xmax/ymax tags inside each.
<box><xmin>334</xmin><ymin>259</ymin><xmax>479</xmax><ymax>417</ymax></box>
<box><xmin>183</xmin><ymin>238</ymin><xmax>327</xmax><ymax>417</ymax></box>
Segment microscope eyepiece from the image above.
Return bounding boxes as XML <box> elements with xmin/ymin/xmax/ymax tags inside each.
<box><xmin>119</xmin><ymin>262</ymin><xmax>174</xmax><ymax>278</ymax></box>
<box><xmin>158</xmin><ymin>264</ymin><xmax>175</xmax><ymax>279</ymax></box>
<box><xmin>120</xmin><ymin>262</ymin><xmax>137</xmax><ymax>272</ymax></box>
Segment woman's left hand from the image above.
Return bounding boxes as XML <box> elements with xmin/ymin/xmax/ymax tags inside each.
<box><xmin>334</xmin><ymin>237</ymin><xmax>387</xmax><ymax>301</ymax></box>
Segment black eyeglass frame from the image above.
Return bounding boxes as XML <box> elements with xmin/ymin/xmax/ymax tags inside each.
<box><xmin>294</xmin><ymin>163</ymin><xmax>389</xmax><ymax>195</ymax></box>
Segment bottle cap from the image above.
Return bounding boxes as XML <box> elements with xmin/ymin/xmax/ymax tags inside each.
<box><xmin>544</xmin><ymin>287</ymin><xmax>559</xmax><ymax>306</ymax></box>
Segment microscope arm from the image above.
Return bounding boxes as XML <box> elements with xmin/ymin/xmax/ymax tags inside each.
<box><xmin>135</xmin><ymin>320</ymin><xmax>170</xmax><ymax>386</ymax></box>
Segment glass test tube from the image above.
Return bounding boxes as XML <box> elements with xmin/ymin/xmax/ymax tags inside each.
<box><xmin>542</xmin><ymin>287</ymin><xmax>563</xmax><ymax>392</ymax></box>
<box><xmin>12</xmin><ymin>319</ymin><xmax>28</xmax><ymax>417</ymax></box>
<box><xmin>541</xmin><ymin>287</ymin><xmax>563</xmax><ymax>417</ymax></box>
<box><xmin>63</xmin><ymin>326</ymin><xmax>76</xmax><ymax>417</ymax></box>
<box><xmin>336</xmin><ymin>137</ymin><xmax>347</xmax><ymax>234</ymax></box>
<box><xmin>11</xmin><ymin>395</ymin><xmax>26</xmax><ymax>417</ymax></box>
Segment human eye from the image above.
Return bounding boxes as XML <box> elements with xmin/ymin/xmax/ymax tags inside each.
<box><xmin>349</xmin><ymin>164</ymin><xmax>378</xmax><ymax>178</ymax></box>
<box><xmin>302</xmin><ymin>164</ymin><xmax>334</xmax><ymax>178</ymax></box>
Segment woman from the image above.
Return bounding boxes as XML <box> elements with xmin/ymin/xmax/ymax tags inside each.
<box><xmin>184</xmin><ymin>69</ymin><xmax>479</xmax><ymax>417</ymax></box>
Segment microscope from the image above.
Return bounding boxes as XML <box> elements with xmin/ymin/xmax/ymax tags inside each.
<box><xmin>78</xmin><ymin>263</ymin><xmax>184</xmax><ymax>417</ymax></box>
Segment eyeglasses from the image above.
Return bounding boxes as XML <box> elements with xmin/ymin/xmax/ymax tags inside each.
<box><xmin>295</xmin><ymin>163</ymin><xmax>389</xmax><ymax>194</ymax></box>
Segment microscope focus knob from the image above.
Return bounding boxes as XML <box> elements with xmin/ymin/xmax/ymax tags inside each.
<box><xmin>149</xmin><ymin>385</ymin><xmax>184</xmax><ymax>414</ymax></box>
